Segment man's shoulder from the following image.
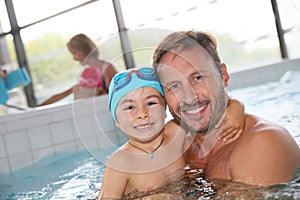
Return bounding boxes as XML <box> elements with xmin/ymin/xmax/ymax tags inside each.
<box><xmin>231</xmin><ymin>113</ymin><xmax>297</xmax><ymax>161</ymax></box>
<box><xmin>243</xmin><ymin>114</ymin><xmax>290</xmax><ymax>140</ymax></box>
<box><xmin>228</xmin><ymin>114</ymin><xmax>300</xmax><ymax>185</ymax></box>
<box><xmin>237</xmin><ymin>115</ymin><xmax>292</xmax><ymax>148</ymax></box>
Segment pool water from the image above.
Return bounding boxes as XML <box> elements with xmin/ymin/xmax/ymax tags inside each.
<box><xmin>0</xmin><ymin>151</ymin><xmax>104</xmax><ymax>200</ymax></box>
<box><xmin>230</xmin><ymin>70</ymin><xmax>300</xmax><ymax>142</ymax></box>
<box><xmin>0</xmin><ymin>70</ymin><xmax>300</xmax><ymax>200</ymax></box>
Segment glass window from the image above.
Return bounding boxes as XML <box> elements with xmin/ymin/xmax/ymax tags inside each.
<box><xmin>0</xmin><ymin>34</ymin><xmax>28</xmax><ymax>115</ymax></box>
<box><xmin>13</xmin><ymin>0</ymin><xmax>91</xmax><ymax>27</ymax></box>
<box><xmin>0</xmin><ymin>0</ymin><xmax>11</xmax><ymax>33</ymax></box>
<box><xmin>120</xmin><ymin>0</ymin><xmax>282</xmax><ymax>72</ymax></box>
<box><xmin>277</xmin><ymin>0</ymin><xmax>300</xmax><ymax>59</ymax></box>
<box><xmin>18</xmin><ymin>0</ymin><xmax>122</xmax><ymax>104</ymax></box>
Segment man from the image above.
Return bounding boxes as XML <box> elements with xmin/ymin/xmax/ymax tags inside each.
<box><xmin>152</xmin><ymin>30</ymin><xmax>300</xmax><ymax>186</ymax></box>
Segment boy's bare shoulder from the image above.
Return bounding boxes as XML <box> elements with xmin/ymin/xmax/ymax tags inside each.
<box><xmin>165</xmin><ymin>119</ymin><xmax>181</xmax><ymax>131</ymax></box>
<box><xmin>106</xmin><ymin>143</ymin><xmax>131</xmax><ymax>167</ymax></box>
<box><xmin>164</xmin><ymin>119</ymin><xmax>186</xmax><ymax>136</ymax></box>
<box><xmin>163</xmin><ymin>119</ymin><xmax>187</xmax><ymax>148</ymax></box>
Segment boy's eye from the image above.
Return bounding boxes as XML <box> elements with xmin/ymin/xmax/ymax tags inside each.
<box><xmin>124</xmin><ymin>105</ymin><xmax>134</xmax><ymax>110</ymax></box>
<box><xmin>147</xmin><ymin>101</ymin><xmax>157</xmax><ymax>106</ymax></box>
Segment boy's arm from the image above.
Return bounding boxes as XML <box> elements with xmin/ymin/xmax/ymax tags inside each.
<box><xmin>98</xmin><ymin>166</ymin><xmax>127</xmax><ymax>200</ymax></box>
<box><xmin>219</xmin><ymin>98</ymin><xmax>245</xmax><ymax>143</ymax></box>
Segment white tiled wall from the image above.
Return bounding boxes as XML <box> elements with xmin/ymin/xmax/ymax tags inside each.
<box><xmin>0</xmin><ymin>58</ymin><xmax>299</xmax><ymax>174</ymax></box>
<box><xmin>0</xmin><ymin>95</ymin><xmax>127</xmax><ymax>173</ymax></box>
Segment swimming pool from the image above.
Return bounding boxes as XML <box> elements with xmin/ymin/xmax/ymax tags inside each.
<box><xmin>0</xmin><ymin>70</ymin><xmax>299</xmax><ymax>200</ymax></box>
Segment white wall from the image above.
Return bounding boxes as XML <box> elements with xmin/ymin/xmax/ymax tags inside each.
<box><xmin>0</xmin><ymin>95</ymin><xmax>127</xmax><ymax>173</ymax></box>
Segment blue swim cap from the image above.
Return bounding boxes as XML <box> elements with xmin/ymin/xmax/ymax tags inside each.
<box><xmin>108</xmin><ymin>67</ymin><xmax>164</xmax><ymax>121</ymax></box>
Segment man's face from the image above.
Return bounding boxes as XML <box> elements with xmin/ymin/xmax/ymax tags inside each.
<box><xmin>156</xmin><ymin>45</ymin><xmax>228</xmax><ymax>134</ymax></box>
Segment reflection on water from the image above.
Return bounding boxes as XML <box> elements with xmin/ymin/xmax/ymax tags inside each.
<box><xmin>213</xmin><ymin>175</ymin><xmax>300</xmax><ymax>200</ymax></box>
<box><xmin>122</xmin><ymin>166</ymin><xmax>300</xmax><ymax>200</ymax></box>
<box><xmin>0</xmin><ymin>151</ymin><xmax>299</xmax><ymax>200</ymax></box>
<box><xmin>122</xmin><ymin>167</ymin><xmax>216</xmax><ymax>200</ymax></box>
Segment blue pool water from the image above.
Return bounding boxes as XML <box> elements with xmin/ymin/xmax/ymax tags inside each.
<box><xmin>0</xmin><ymin>70</ymin><xmax>300</xmax><ymax>200</ymax></box>
<box><xmin>230</xmin><ymin>70</ymin><xmax>300</xmax><ymax>141</ymax></box>
<box><xmin>0</xmin><ymin>151</ymin><xmax>105</xmax><ymax>200</ymax></box>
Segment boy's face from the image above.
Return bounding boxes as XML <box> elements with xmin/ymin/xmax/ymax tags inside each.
<box><xmin>115</xmin><ymin>87</ymin><xmax>166</xmax><ymax>141</ymax></box>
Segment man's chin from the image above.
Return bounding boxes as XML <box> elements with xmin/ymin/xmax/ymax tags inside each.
<box><xmin>181</xmin><ymin>119</ymin><xmax>207</xmax><ymax>134</ymax></box>
<box><xmin>171</xmin><ymin>111</ymin><xmax>207</xmax><ymax>133</ymax></box>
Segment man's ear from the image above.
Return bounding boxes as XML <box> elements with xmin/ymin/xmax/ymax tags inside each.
<box><xmin>221</xmin><ymin>63</ymin><xmax>229</xmax><ymax>87</ymax></box>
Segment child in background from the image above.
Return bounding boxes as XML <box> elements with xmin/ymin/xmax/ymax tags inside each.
<box><xmin>98</xmin><ymin>67</ymin><xmax>244</xmax><ymax>199</ymax></box>
<box><xmin>39</xmin><ymin>33</ymin><xmax>118</xmax><ymax>106</ymax></box>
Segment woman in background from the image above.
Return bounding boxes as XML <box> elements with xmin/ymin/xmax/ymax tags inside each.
<box><xmin>39</xmin><ymin>33</ymin><xmax>118</xmax><ymax>106</ymax></box>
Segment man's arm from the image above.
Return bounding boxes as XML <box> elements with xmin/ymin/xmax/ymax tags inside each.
<box><xmin>230</xmin><ymin>120</ymin><xmax>300</xmax><ymax>185</ymax></box>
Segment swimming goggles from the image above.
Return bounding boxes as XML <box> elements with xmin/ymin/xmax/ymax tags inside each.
<box><xmin>112</xmin><ymin>68</ymin><xmax>157</xmax><ymax>92</ymax></box>
<box><xmin>108</xmin><ymin>67</ymin><xmax>164</xmax><ymax>121</ymax></box>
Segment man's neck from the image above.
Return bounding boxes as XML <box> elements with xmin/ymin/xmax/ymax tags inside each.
<box><xmin>193</xmin><ymin>112</ymin><xmax>226</xmax><ymax>158</ymax></box>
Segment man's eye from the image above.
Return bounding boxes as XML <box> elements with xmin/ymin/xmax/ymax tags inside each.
<box><xmin>194</xmin><ymin>74</ymin><xmax>203</xmax><ymax>81</ymax></box>
<box><xmin>168</xmin><ymin>82</ymin><xmax>181</xmax><ymax>91</ymax></box>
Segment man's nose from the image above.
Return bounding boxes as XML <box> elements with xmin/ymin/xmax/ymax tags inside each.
<box><xmin>180</xmin><ymin>84</ymin><xmax>197</xmax><ymax>104</ymax></box>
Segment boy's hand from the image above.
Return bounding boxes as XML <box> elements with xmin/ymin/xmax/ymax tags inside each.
<box><xmin>219</xmin><ymin>98</ymin><xmax>245</xmax><ymax>143</ymax></box>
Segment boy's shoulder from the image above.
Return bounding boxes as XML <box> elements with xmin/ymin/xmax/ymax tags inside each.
<box><xmin>107</xmin><ymin>143</ymin><xmax>129</xmax><ymax>162</ymax></box>
<box><xmin>164</xmin><ymin>119</ymin><xmax>180</xmax><ymax>132</ymax></box>
<box><xmin>163</xmin><ymin>119</ymin><xmax>187</xmax><ymax>146</ymax></box>
<box><xmin>165</xmin><ymin>119</ymin><xmax>186</xmax><ymax>133</ymax></box>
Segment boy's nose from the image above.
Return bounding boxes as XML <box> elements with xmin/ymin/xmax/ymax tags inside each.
<box><xmin>137</xmin><ymin>107</ymin><xmax>149</xmax><ymax>119</ymax></box>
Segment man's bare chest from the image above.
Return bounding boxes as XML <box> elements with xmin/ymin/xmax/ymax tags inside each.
<box><xmin>185</xmin><ymin>141</ymin><xmax>233</xmax><ymax>180</ymax></box>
